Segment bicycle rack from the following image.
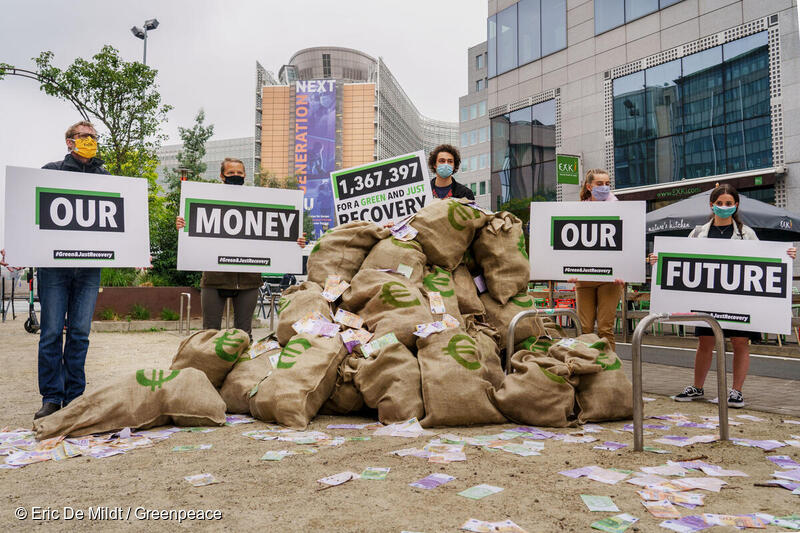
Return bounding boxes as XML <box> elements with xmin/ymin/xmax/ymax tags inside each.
<box><xmin>178</xmin><ymin>292</ymin><xmax>191</xmax><ymax>336</ymax></box>
<box><xmin>631</xmin><ymin>312</ymin><xmax>728</xmax><ymax>451</ymax></box>
<box><xmin>225</xmin><ymin>298</ymin><xmax>232</xmax><ymax>329</ymax></box>
<box><xmin>506</xmin><ymin>308</ymin><xmax>583</xmax><ymax>374</ymax></box>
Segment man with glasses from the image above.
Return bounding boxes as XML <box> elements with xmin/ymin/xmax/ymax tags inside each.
<box><xmin>34</xmin><ymin>121</ymin><xmax>109</xmax><ymax>419</ymax></box>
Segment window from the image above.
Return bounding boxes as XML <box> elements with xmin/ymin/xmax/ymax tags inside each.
<box><xmin>470</xmin><ymin>104</ymin><xmax>478</xmax><ymax>120</ymax></box>
<box><xmin>461</xmin><ymin>132</ymin><xmax>469</xmax><ymax>147</ymax></box>
<box><xmin>470</xmin><ymin>183</ymin><xmax>477</xmax><ymax>194</ymax></box>
<box><xmin>476</xmin><ymin>54</ymin><xmax>484</xmax><ymax>69</ymax></box>
<box><xmin>479</xmin><ymin>127</ymin><xmax>488</xmax><ymax>143</ymax></box>
<box><xmin>480</xmin><ymin>153</ymin><xmax>488</xmax><ymax>168</ymax></box>
<box><xmin>596</xmin><ymin>0</ymin><xmax>684</xmax><ymax>35</ymax></box>
<box><xmin>476</xmin><ymin>79</ymin><xmax>484</xmax><ymax>92</ymax></box>
<box><xmin>460</xmin><ymin>107</ymin><xmax>469</xmax><ymax>122</ymax></box>
<box><xmin>480</xmin><ymin>181</ymin><xmax>487</xmax><ymax>195</ymax></box>
<box><xmin>488</xmin><ymin>0</ymin><xmax>566</xmax><ymax>77</ymax></box>
<box><xmin>479</xmin><ymin>101</ymin><xmax>487</xmax><ymax>116</ymax></box>
<box><xmin>613</xmin><ymin>31</ymin><xmax>771</xmax><ymax>188</ymax></box>
<box><xmin>470</xmin><ymin>130</ymin><xmax>478</xmax><ymax>145</ymax></box>
<box><xmin>322</xmin><ymin>53</ymin><xmax>331</xmax><ymax>78</ymax></box>
<box><xmin>490</xmin><ymin>99</ymin><xmax>557</xmax><ymax>208</ymax></box>
<box><xmin>471</xmin><ymin>156</ymin><xmax>479</xmax><ymax>171</ymax></box>
<box><xmin>541</xmin><ymin>0</ymin><xmax>567</xmax><ymax>57</ymax></box>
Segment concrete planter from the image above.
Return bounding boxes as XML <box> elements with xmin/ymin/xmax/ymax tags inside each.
<box><xmin>93</xmin><ymin>286</ymin><xmax>201</xmax><ymax>321</ymax></box>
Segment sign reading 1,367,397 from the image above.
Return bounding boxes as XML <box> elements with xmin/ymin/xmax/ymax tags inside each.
<box><xmin>529</xmin><ymin>201</ymin><xmax>646</xmax><ymax>282</ymax></box>
<box><xmin>330</xmin><ymin>151</ymin><xmax>432</xmax><ymax>226</ymax></box>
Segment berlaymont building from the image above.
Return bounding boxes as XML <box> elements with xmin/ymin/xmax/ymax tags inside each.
<box><xmin>254</xmin><ymin>47</ymin><xmax>458</xmax><ymax>237</ymax></box>
<box><xmin>485</xmin><ymin>0</ymin><xmax>799</xmax><ymax>216</ymax></box>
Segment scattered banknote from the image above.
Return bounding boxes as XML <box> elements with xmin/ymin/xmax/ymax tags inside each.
<box><xmin>322</xmin><ymin>275</ymin><xmax>350</xmax><ymax>302</ymax></box>
<box><xmin>318</xmin><ymin>471</ymin><xmax>359</xmax><ymax>486</ymax></box>
<box><xmin>414</xmin><ymin>321</ymin><xmax>448</xmax><ymax>338</ymax></box>
<box><xmin>225</xmin><ymin>414</ymin><xmax>255</xmax><ymax>425</ymax></box>
<box><xmin>640</xmin><ymin>464</ymin><xmax>688</xmax><ymax>477</ymax></box>
<box><xmin>327</xmin><ymin>423</ymin><xmax>379</xmax><ymax>430</ymax></box>
<box><xmin>360</xmin><ymin>467</ymin><xmax>390</xmax><ymax>480</ymax></box>
<box><xmin>427</xmin><ymin>291</ymin><xmax>446</xmax><ymax>314</ymax></box>
<box><xmin>334</xmin><ymin>308</ymin><xmax>364</xmax><ymax>329</ymax></box>
<box><xmin>390</xmin><ymin>222</ymin><xmax>418</xmax><ymax>241</ymax></box>
<box><xmin>361</xmin><ymin>333</ymin><xmax>400</xmax><ymax>357</ymax></box>
<box><xmin>184</xmin><ymin>473</ymin><xmax>220</xmax><ymax>487</ymax></box>
<box><xmin>642</xmin><ymin>499</ymin><xmax>681</xmax><ymax>518</ymax></box>
<box><xmin>172</xmin><ymin>444</ymin><xmax>212</xmax><ymax>452</ymax></box>
<box><xmin>701</xmin><ymin>514</ymin><xmax>768</xmax><ymax>528</ymax></box>
<box><xmin>590</xmin><ymin>513</ymin><xmax>639</xmax><ymax>533</ymax></box>
<box><xmin>581</xmin><ymin>495</ymin><xmax>619</xmax><ymax>512</ymax></box>
<box><xmin>594</xmin><ymin>441</ymin><xmax>627</xmax><ymax>451</ymax></box>
<box><xmin>772</xmin><ymin>468</ymin><xmax>800</xmax><ymax>482</ymax></box>
<box><xmin>261</xmin><ymin>450</ymin><xmax>292</xmax><ymax>461</ymax></box>
<box><xmin>249</xmin><ymin>337</ymin><xmax>280</xmax><ymax>358</ymax></box>
<box><xmin>768</xmin><ymin>455</ymin><xmax>800</xmax><ymax>469</ymax></box>
<box><xmin>340</xmin><ymin>328</ymin><xmax>373</xmax><ymax>353</ymax></box>
<box><xmin>410</xmin><ymin>473</ymin><xmax>455</xmax><ymax>490</ymax></box>
<box><xmin>460</xmin><ymin>518</ymin><xmax>528</xmax><ymax>533</ymax></box>
<box><xmin>637</xmin><ymin>488</ymin><xmax>705</xmax><ymax>507</ymax></box>
<box><xmin>659</xmin><ymin>516</ymin><xmax>712</xmax><ymax>532</ymax></box>
<box><xmin>653</xmin><ymin>435</ymin><xmax>718</xmax><ymax>447</ymax></box>
<box><xmin>396</xmin><ymin>263</ymin><xmax>414</xmax><ymax>279</ymax></box>
<box><xmin>732</xmin><ymin>439</ymin><xmax>786</xmax><ymax>451</ymax></box>
<box><xmin>458</xmin><ymin>484</ymin><xmax>504</xmax><ymax>500</ymax></box>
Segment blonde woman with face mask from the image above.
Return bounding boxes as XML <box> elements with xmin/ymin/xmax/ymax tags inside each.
<box><xmin>568</xmin><ymin>169</ymin><xmax>624</xmax><ymax>350</ymax></box>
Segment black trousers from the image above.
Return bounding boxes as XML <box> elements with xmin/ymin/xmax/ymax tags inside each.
<box><xmin>201</xmin><ymin>287</ymin><xmax>259</xmax><ymax>337</ymax></box>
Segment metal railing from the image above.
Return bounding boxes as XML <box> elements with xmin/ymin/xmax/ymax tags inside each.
<box><xmin>631</xmin><ymin>312</ymin><xmax>728</xmax><ymax>451</ymax></box>
<box><xmin>506</xmin><ymin>308</ymin><xmax>582</xmax><ymax>374</ymax></box>
<box><xmin>178</xmin><ymin>292</ymin><xmax>191</xmax><ymax>336</ymax></box>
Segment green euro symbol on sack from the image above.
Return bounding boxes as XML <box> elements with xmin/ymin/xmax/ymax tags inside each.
<box><xmin>277</xmin><ymin>297</ymin><xmax>290</xmax><ymax>316</ymax></box>
<box><xmin>510</xmin><ymin>293</ymin><xmax>533</xmax><ymax>308</ymax></box>
<box><xmin>447</xmin><ymin>201</ymin><xmax>480</xmax><ymax>231</ymax></box>
<box><xmin>136</xmin><ymin>369</ymin><xmax>180</xmax><ymax>391</ymax></box>
<box><xmin>423</xmin><ymin>266</ymin><xmax>454</xmax><ymax>297</ymax></box>
<box><xmin>597</xmin><ymin>352</ymin><xmax>621</xmax><ymax>371</ymax></box>
<box><xmin>517</xmin><ymin>233</ymin><xmax>529</xmax><ymax>259</ymax></box>
<box><xmin>443</xmin><ymin>334</ymin><xmax>481</xmax><ymax>370</ymax></box>
<box><xmin>277</xmin><ymin>338</ymin><xmax>312</xmax><ymax>369</ymax></box>
<box><xmin>390</xmin><ymin>237</ymin><xmax>422</xmax><ymax>251</ymax></box>
<box><xmin>214</xmin><ymin>331</ymin><xmax>246</xmax><ymax>362</ymax></box>
<box><xmin>539</xmin><ymin>365</ymin><xmax>567</xmax><ymax>384</ymax></box>
<box><xmin>379</xmin><ymin>281</ymin><xmax>420</xmax><ymax>308</ymax></box>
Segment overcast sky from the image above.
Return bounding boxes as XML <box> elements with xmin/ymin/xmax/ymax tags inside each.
<box><xmin>0</xmin><ymin>0</ymin><xmax>486</xmax><ymax>169</ymax></box>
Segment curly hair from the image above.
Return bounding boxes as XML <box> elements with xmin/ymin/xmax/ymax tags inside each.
<box><xmin>427</xmin><ymin>144</ymin><xmax>461</xmax><ymax>175</ymax></box>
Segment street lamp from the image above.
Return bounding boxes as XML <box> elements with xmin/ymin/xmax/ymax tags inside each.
<box><xmin>130</xmin><ymin>18</ymin><xmax>159</xmax><ymax>66</ymax></box>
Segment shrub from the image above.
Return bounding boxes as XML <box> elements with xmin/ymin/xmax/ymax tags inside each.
<box><xmin>160</xmin><ymin>307</ymin><xmax>180</xmax><ymax>321</ymax></box>
<box><xmin>129</xmin><ymin>304</ymin><xmax>151</xmax><ymax>320</ymax></box>
<box><xmin>98</xmin><ymin>308</ymin><xmax>117</xmax><ymax>321</ymax></box>
<box><xmin>100</xmin><ymin>268</ymin><xmax>137</xmax><ymax>287</ymax></box>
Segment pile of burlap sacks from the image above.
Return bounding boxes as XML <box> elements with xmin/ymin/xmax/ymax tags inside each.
<box><xmin>33</xmin><ymin>199</ymin><xmax>632</xmax><ymax>439</ymax></box>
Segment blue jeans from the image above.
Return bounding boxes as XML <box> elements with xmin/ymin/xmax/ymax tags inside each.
<box><xmin>37</xmin><ymin>268</ymin><xmax>101</xmax><ymax>406</ymax></box>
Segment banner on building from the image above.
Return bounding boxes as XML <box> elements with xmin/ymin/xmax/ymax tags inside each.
<box><xmin>294</xmin><ymin>79</ymin><xmax>336</xmax><ymax>239</ymax></box>
<box><xmin>177</xmin><ymin>181</ymin><xmax>303</xmax><ymax>274</ymax></box>
<box><xmin>330</xmin><ymin>151</ymin><xmax>431</xmax><ymax>226</ymax></box>
<box><xmin>529</xmin><ymin>200</ymin><xmax>646</xmax><ymax>282</ymax></box>
<box><xmin>650</xmin><ymin>236</ymin><xmax>793</xmax><ymax>334</ymax></box>
<box><xmin>2</xmin><ymin>166</ymin><xmax>150</xmax><ymax>267</ymax></box>
<box><xmin>556</xmin><ymin>154</ymin><xmax>581</xmax><ymax>185</ymax></box>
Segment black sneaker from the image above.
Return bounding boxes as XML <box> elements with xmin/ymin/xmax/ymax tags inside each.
<box><xmin>674</xmin><ymin>386</ymin><xmax>704</xmax><ymax>402</ymax></box>
<box><xmin>34</xmin><ymin>402</ymin><xmax>61</xmax><ymax>419</ymax></box>
<box><xmin>727</xmin><ymin>389</ymin><xmax>745</xmax><ymax>409</ymax></box>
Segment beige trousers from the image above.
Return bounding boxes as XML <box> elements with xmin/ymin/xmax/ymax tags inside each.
<box><xmin>575</xmin><ymin>281</ymin><xmax>622</xmax><ymax>350</ymax></box>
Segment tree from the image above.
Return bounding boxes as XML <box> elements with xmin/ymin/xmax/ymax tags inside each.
<box><xmin>150</xmin><ymin>110</ymin><xmax>215</xmax><ymax>287</ymax></box>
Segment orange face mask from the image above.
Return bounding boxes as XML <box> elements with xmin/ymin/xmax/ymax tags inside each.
<box><xmin>72</xmin><ymin>137</ymin><xmax>98</xmax><ymax>159</ymax></box>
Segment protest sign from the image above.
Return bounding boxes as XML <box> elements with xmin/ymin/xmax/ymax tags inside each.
<box><xmin>650</xmin><ymin>236</ymin><xmax>793</xmax><ymax>334</ymax></box>
<box><xmin>2</xmin><ymin>165</ymin><xmax>149</xmax><ymax>267</ymax></box>
<box><xmin>330</xmin><ymin>151</ymin><xmax>431</xmax><ymax>226</ymax></box>
<box><xmin>177</xmin><ymin>181</ymin><xmax>303</xmax><ymax>273</ymax></box>
<box><xmin>529</xmin><ymin>201</ymin><xmax>646</xmax><ymax>282</ymax></box>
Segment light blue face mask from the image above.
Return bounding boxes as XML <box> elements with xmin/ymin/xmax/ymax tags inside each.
<box><xmin>712</xmin><ymin>204</ymin><xmax>737</xmax><ymax>218</ymax></box>
<box><xmin>436</xmin><ymin>164</ymin><xmax>454</xmax><ymax>178</ymax></box>
<box><xmin>591</xmin><ymin>185</ymin><xmax>611</xmax><ymax>200</ymax></box>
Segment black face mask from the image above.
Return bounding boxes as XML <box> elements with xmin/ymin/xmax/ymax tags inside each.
<box><xmin>224</xmin><ymin>175</ymin><xmax>244</xmax><ymax>185</ymax></box>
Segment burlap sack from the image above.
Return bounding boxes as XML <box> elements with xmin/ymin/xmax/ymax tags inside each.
<box><xmin>410</xmin><ymin>198</ymin><xmax>490</xmax><ymax>269</ymax></box>
<box><xmin>575</xmin><ymin>351</ymin><xmax>633</xmax><ymax>423</ymax></box>
<box><xmin>422</xmin><ymin>265</ymin><xmax>464</xmax><ymax>324</ymax></box>
<box><xmin>307</xmin><ymin>221</ymin><xmax>390</xmax><ymax>284</ymax></box>
<box><xmin>492</xmin><ymin>352</ymin><xmax>575</xmax><ymax>428</ymax></box>
<box><xmin>275</xmin><ymin>281</ymin><xmax>332</xmax><ymax>345</ymax></box>
<box><xmin>473</xmin><ymin>211</ymin><xmax>529</xmax><ymax>305</ymax></box>
<box><xmin>453</xmin><ymin>265</ymin><xmax>485</xmax><ymax>316</ymax></box>
<box><xmin>360</xmin><ymin>237</ymin><xmax>427</xmax><ymax>285</ymax></box>
<box><xmin>170</xmin><ymin>329</ymin><xmax>250</xmax><ymax>388</ymax></box>
<box><xmin>416</xmin><ymin>328</ymin><xmax>507</xmax><ymax>427</ymax></box>
<box><xmin>353</xmin><ymin>342</ymin><xmax>425</xmax><ymax>424</ymax></box>
<box><xmin>34</xmin><ymin>368</ymin><xmax>226</xmax><ymax>439</ymax></box>
<box><xmin>249</xmin><ymin>333</ymin><xmax>347</xmax><ymax>428</ymax></box>
<box><xmin>465</xmin><ymin>319</ymin><xmax>505</xmax><ymax>389</ymax></box>
<box><xmin>547</xmin><ymin>334</ymin><xmax>611</xmax><ymax>375</ymax></box>
<box><xmin>342</xmin><ymin>269</ymin><xmax>433</xmax><ymax>348</ymax></box>
<box><xmin>320</xmin><ymin>353</ymin><xmax>364</xmax><ymax>415</ymax></box>
<box><xmin>219</xmin><ymin>343</ymin><xmax>279</xmax><ymax>414</ymax></box>
<box><xmin>479</xmin><ymin>291</ymin><xmax>547</xmax><ymax>350</ymax></box>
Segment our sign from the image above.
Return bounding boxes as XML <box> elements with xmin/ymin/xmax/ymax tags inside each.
<box><xmin>2</xmin><ymin>166</ymin><xmax>150</xmax><ymax>267</ymax></box>
<box><xmin>556</xmin><ymin>154</ymin><xmax>581</xmax><ymax>185</ymax></box>
<box><xmin>330</xmin><ymin>151</ymin><xmax>432</xmax><ymax>226</ymax></box>
<box><xmin>529</xmin><ymin>201</ymin><xmax>646</xmax><ymax>282</ymax></box>
<box><xmin>650</xmin><ymin>236</ymin><xmax>793</xmax><ymax>334</ymax></box>
<box><xmin>177</xmin><ymin>181</ymin><xmax>303</xmax><ymax>273</ymax></box>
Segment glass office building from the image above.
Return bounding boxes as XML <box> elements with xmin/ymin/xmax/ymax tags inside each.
<box><xmin>485</xmin><ymin>0</ymin><xmax>799</xmax><ymax>214</ymax></box>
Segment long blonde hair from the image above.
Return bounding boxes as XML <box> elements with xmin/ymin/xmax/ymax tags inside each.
<box><xmin>579</xmin><ymin>168</ymin><xmax>610</xmax><ymax>201</ymax></box>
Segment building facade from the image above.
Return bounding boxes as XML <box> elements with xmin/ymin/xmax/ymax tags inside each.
<box><xmin>255</xmin><ymin>47</ymin><xmax>458</xmax><ymax>236</ymax></box>
<box><xmin>485</xmin><ymin>0</ymin><xmax>799</xmax><ymax>215</ymax></box>
<box><xmin>156</xmin><ymin>136</ymin><xmax>256</xmax><ymax>188</ymax></box>
<box><xmin>458</xmin><ymin>42</ymin><xmax>492</xmax><ymax>208</ymax></box>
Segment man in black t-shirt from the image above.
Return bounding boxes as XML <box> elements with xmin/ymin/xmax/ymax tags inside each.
<box><xmin>427</xmin><ymin>144</ymin><xmax>474</xmax><ymax>200</ymax></box>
